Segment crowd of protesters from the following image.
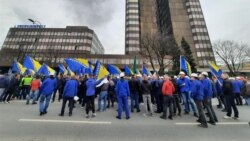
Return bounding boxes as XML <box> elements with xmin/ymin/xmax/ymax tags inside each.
<box><xmin>0</xmin><ymin>71</ymin><xmax>250</xmax><ymax>128</ymax></box>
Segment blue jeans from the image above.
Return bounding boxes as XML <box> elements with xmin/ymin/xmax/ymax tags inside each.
<box><xmin>246</xmin><ymin>98</ymin><xmax>250</xmax><ymax>106</ymax></box>
<box><xmin>98</xmin><ymin>91</ymin><xmax>108</xmax><ymax>111</ymax></box>
<box><xmin>27</xmin><ymin>90</ymin><xmax>39</xmax><ymax>103</ymax></box>
<box><xmin>181</xmin><ymin>92</ymin><xmax>196</xmax><ymax>113</ymax></box>
<box><xmin>130</xmin><ymin>91</ymin><xmax>140</xmax><ymax>111</ymax></box>
<box><xmin>117</xmin><ymin>95</ymin><xmax>130</xmax><ymax>118</ymax></box>
<box><xmin>39</xmin><ymin>94</ymin><xmax>52</xmax><ymax>113</ymax></box>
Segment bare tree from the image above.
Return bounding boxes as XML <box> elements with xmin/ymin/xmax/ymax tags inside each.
<box><xmin>140</xmin><ymin>34</ymin><xmax>157</xmax><ymax>72</ymax></box>
<box><xmin>213</xmin><ymin>40</ymin><xmax>249</xmax><ymax>76</ymax></box>
<box><xmin>140</xmin><ymin>33</ymin><xmax>177</xmax><ymax>75</ymax></box>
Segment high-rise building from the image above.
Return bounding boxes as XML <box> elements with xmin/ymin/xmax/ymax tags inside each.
<box><xmin>126</xmin><ymin>0</ymin><xmax>215</xmax><ymax>68</ymax></box>
<box><xmin>125</xmin><ymin>0</ymin><xmax>140</xmax><ymax>54</ymax></box>
<box><xmin>125</xmin><ymin>0</ymin><xmax>158</xmax><ymax>55</ymax></box>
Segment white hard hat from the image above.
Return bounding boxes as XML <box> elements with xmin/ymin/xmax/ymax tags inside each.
<box><xmin>49</xmin><ymin>72</ymin><xmax>55</xmax><ymax>76</ymax></box>
<box><xmin>136</xmin><ymin>74</ymin><xmax>142</xmax><ymax>77</ymax></box>
<box><xmin>120</xmin><ymin>72</ymin><xmax>125</xmax><ymax>77</ymax></box>
<box><xmin>179</xmin><ymin>71</ymin><xmax>185</xmax><ymax>75</ymax></box>
<box><xmin>201</xmin><ymin>72</ymin><xmax>208</xmax><ymax>76</ymax></box>
<box><xmin>191</xmin><ymin>73</ymin><xmax>198</xmax><ymax>78</ymax></box>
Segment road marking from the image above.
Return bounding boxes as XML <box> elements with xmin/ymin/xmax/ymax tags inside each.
<box><xmin>19</xmin><ymin>119</ymin><xmax>112</xmax><ymax>125</ymax></box>
<box><xmin>176</xmin><ymin>122</ymin><xmax>249</xmax><ymax>125</ymax></box>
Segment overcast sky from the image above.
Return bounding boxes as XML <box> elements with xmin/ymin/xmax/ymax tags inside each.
<box><xmin>0</xmin><ymin>0</ymin><xmax>249</xmax><ymax>54</ymax></box>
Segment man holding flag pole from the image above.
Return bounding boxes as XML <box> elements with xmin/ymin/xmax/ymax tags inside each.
<box><xmin>178</xmin><ymin>56</ymin><xmax>198</xmax><ymax>117</ymax></box>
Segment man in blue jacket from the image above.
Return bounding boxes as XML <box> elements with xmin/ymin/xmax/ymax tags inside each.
<box><xmin>85</xmin><ymin>74</ymin><xmax>97</xmax><ymax>118</ymax></box>
<box><xmin>116</xmin><ymin>72</ymin><xmax>130</xmax><ymax>120</ymax></box>
<box><xmin>59</xmin><ymin>75</ymin><xmax>79</xmax><ymax>117</ymax></box>
<box><xmin>177</xmin><ymin>72</ymin><xmax>197</xmax><ymax>117</ymax></box>
<box><xmin>190</xmin><ymin>73</ymin><xmax>208</xmax><ymax>128</ymax></box>
<box><xmin>233</xmin><ymin>77</ymin><xmax>243</xmax><ymax>105</ymax></box>
<box><xmin>214</xmin><ymin>76</ymin><xmax>224</xmax><ymax>109</ymax></box>
<box><xmin>39</xmin><ymin>73</ymin><xmax>57</xmax><ymax>116</ymax></box>
<box><xmin>199</xmin><ymin>72</ymin><xmax>218</xmax><ymax>125</ymax></box>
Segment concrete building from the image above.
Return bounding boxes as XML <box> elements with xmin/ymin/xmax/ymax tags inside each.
<box><xmin>125</xmin><ymin>0</ymin><xmax>215</xmax><ymax>68</ymax></box>
<box><xmin>0</xmin><ymin>26</ymin><xmax>104</xmax><ymax>67</ymax></box>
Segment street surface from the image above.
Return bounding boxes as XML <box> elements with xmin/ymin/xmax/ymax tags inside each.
<box><xmin>0</xmin><ymin>99</ymin><xmax>249</xmax><ymax>141</ymax></box>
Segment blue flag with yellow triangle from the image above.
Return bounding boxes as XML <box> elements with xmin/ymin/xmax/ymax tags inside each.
<box><xmin>180</xmin><ymin>56</ymin><xmax>191</xmax><ymax>75</ymax></box>
<box><xmin>93</xmin><ymin>60</ymin><xmax>109</xmax><ymax>80</ymax></box>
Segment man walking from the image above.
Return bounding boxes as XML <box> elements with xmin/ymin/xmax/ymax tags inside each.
<box><xmin>222</xmin><ymin>73</ymin><xmax>239</xmax><ymax>119</ymax></box>
<box><xmin>190</xmin><ymin>73</ymin><xmax>208</xmax><ymax>128</ymax></box>
<box><xmin>177</xmin><ymin>72</ymin><xmax>197</xmax><ymax>116</ymax></box>
<box><xmin>39</xmin><ymin>73</ymin><xmax>57</xmax><ymax>116</ymax></box>
<box><xmin>26</xmin><ymin>75</ymin><xmax>41</xmax><ymax>105</ymax></box>
<box><xmin>85</xmin><ymin>74</ymin><xmax>97</xmax><ymax>118</ymax></box>
<box><xmin>20</xmin><ymin>75</ymin><xmax>33</xmax><ymax>100</ymax></box>
<box><xmin>160</xmin><ymin>75</ymin><xmax>175</xmax><ymax>120</ymax></box>
<box><xmin>199</xmin><ymin>72</ymin><xmax>218</xmax><ymax>125</ymax></box>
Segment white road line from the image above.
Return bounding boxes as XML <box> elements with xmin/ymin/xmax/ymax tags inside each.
<box><xmin>19</xmin><ymin>119</ymin><xmax>112</xmax><ymax>125</ymax></box>
<box><xmin>176</xmin><ymin>122</ymin><xmax>249</xmax><ymax>125</ymax></box>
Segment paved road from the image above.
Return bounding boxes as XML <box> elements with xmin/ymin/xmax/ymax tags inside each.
<box><xmin>0</xmin><ymin>99</ymin><xmax>249</xmax><ymax>141</ymax></box>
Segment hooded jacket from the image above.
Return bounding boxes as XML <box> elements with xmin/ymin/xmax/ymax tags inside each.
<box><xmin>63</xmin><ymin>79</ymin><xmax>79</xmax><ymax>97</ymax></box>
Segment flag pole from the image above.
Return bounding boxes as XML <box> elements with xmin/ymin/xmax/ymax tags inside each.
<box><xmin>207</xmin><ymin>61</ymin><xmax>222</xmax><ymax>86</ymax></box>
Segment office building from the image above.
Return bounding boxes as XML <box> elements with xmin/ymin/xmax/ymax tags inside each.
<box><xmin>125</xmin><ymin>0</ymin><xmax>215</xmax><ymax>68</ymax></box>
<box><xmin>0</xmin><ymin>26</ymin><xmax>104</xmax><ymax>67</ymax></box>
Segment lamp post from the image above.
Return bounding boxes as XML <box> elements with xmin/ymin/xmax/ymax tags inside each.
<box><xmin>28</xmin><ymin>18</ymin><xmax>42</xmax><ymax>25</ymax></box>
<box><xmin>28</xmin><ymin>18</ymin><xmax>42</xmax><ymax>59</ymax></box>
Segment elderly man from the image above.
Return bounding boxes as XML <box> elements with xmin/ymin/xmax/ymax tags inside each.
<box><xmin>161</xmin><ymin>75</ymin><xmax>175</xmax><ymax>120</ymax></box>
<box><xmin>190</xmin><ymin>73</ymin><xmax>208</xmax><ymax>128</ymax></box>
<box><xmin>222</xmin><ymin>73</ymin><xmax>239</xmax><ymax>119</ymax></box>
<box><xmin>177</xmin><ymin>72</ymin><xmax>197</xmax><ymax>117</ymax></box>
<box><xmin>199</xmin><ymin>72</ymin><xmax>218</xmax><ymax>125</ymax></box>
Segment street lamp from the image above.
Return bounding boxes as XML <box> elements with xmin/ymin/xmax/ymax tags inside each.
<box><xmin>28</xmin><ymin>18</ymin><xmax>42</xmax><ymax>25</ymax></box>
<box><xmin>28</xmin><ymin>18</ymin><xmax>42</xmax><ymax>58</ymax></box>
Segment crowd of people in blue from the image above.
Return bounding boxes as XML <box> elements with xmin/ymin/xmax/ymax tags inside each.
<box><xmin>0</xmin><ymin>71</ymin><xmax>250</xmax><ymax>128</ymax></box>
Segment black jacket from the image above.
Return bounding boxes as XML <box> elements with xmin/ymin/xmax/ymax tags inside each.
<box><xmin>129</xmin><ymin>79</ymin><xmax>140</xmax><ymax>93</ymax></box>
<box><xmin>141</xmin><ymin>80</ymin><xmax>151</xmax><ymax>95</ymax></box>
<box><xmin>222</xmin><ymin>79</ymin><xmax>233</xmax><ymax>95</ymax></box>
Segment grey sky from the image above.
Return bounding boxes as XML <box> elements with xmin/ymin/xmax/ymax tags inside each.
<box><xmin>0</xmin><ymin>0</ymin><xmax>249</xmax><ymax>54</ymax></box>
